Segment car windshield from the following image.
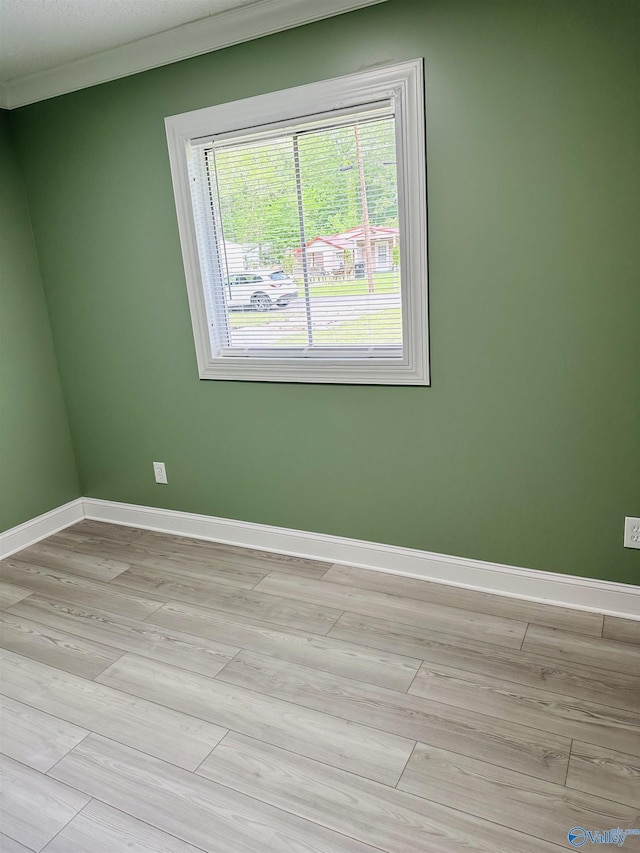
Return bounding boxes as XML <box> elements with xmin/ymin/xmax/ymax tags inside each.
<box><xmin>269</xmin><ymin>271</ymin><xmax>287</xmax><ymax>281</ymax></box>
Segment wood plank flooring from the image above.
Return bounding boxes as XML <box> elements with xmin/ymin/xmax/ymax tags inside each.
<box><xmin>0</xmin><ymin>521</ymin><xmax>638</xmax><ymax>852</ymax></box>
<box><xmin>0</xmin><ymin>695</ymin><xmax>87</xmax><ymax>773</ymax></box>
<box><xmin>0</xmin><ymin>756</ymin><xmax>89</xmax><ymax>851</ymax></box>
<box><xmin>0</xmin><ymin>583</ymin><xmax>31</xmax><ymax>611</ymax></box>
<box><xmin>604</xmin><ymin>616</ymin><xmax>640</xmax><ymax>645</ymax></box>
<box><xmin>323</xmin><ymin>564</ymin><xmax>605</xmax><ymax>636</ymax></box>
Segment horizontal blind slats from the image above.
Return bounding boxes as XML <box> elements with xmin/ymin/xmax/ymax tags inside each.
<box><xmin>195</xmin><ymin>110</ymin><xmax>403</xmax><ymax>357</ymax></box>
<box><xmin>191</xmin><ymin>101</ymin><xmax>393</xmax><ymax>148</ymax></box>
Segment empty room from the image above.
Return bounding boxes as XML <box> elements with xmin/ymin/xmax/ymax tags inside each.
<box><xmin>0</xmin><ymin>0</ymin><xmax>639</xmax><ymax>850</ymax></box>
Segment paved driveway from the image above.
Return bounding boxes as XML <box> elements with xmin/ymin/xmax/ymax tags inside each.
<box><xmin>229</xmin><ymin>292</ymin><xmax>401</xmax><ymax>346</ymax></box>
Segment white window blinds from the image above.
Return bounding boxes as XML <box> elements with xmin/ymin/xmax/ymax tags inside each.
<box><xmin>189</xmin><ymin>106</ymin><xmax>404</xmax><ymax>359</ymax></box>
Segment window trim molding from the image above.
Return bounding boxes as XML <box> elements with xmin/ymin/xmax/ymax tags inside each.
<box><xmin>165</xmin><ymin>59</ymin><xmax>429</xmax><ymax>385</ymax></box>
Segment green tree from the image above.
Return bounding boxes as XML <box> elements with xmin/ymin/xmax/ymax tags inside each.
<box><xmin>210</xmin><ymin>117</ymin><xmax>399</xmax><ymax>270</ymax></box>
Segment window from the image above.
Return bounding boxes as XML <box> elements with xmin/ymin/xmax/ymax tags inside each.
<box><xmin>376</xmin><ymin>241</ymin><xmax>391</xmax><ymax>269</ymax></box>
<box><xmin>165</xmin><ymin>60</ymin><xmax>428</xmax><ymax>384</ymax></box>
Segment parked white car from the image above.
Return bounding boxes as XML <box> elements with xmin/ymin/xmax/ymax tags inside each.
<box><xmin>224</xmin><ymin>269</ymin><xmax>299</xmax><ymax>311</ymax></box>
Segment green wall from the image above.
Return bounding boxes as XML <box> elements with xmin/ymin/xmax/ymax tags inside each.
<box><xmin>10</xmin><ymin>0</ymin><xmax>640</xmax><ymax>582</ymax></box>
<box><xmin>0</xmin><ymin>111</ymin><xmax>80</xmax><ymax>531</ymax></box>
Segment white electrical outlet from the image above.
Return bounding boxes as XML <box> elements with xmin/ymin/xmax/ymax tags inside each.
<box><xmin>623</xmin><ymin>517</ymin><xmax>640</xmax><ymax>549</ymax></box>
<box><xmin>153</xmin><ymin>461</ymin><xmax>168</xmax><ymax>484</ymax></box>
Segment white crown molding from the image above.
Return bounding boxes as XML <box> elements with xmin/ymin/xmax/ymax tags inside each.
<box><xmin>82</xmin><ymin>498</ymin><xmax>640</xmax><ymax>619</ymax></box>
<box><xmin>0</xmin><ymin>499</ymin><xmax>84</xmax><ymax>559</ymax></box>
<box><xmin>2</xmin><ymin>0</ymin><xmax>389</xmax><ymax>109</ymax></box>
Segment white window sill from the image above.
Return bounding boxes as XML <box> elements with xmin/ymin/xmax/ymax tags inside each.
<box><xmin>198</xmin><ymin>356</ymin><xmax>429</xmax><ymax>385</ymax></box>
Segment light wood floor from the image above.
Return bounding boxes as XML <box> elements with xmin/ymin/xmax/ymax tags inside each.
<box><xmin>1</xmin><ymin>520</ymin><xmax>638</xmax><ymax>852</ymax></box>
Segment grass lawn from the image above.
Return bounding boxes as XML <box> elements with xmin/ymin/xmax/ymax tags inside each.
<box><xmin>228</xmin><ymin>310</ymin><xmax>286</xmax><ymax>327</ymax></box>
<box><xmin>306</xmin><ymin>271</ymin><xmax>399</xmax><ymax>298</ymax></box>
<box><xmin>276</xmin><ymin>308</ymin><xmax>402</xmax><ymax>346</ymax></box>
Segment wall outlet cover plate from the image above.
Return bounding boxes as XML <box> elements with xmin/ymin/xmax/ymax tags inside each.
<box><xmin>623</xmin><ymin>517</ymin><xmax>640</xmax><ymax>549</ymax></box>
<box><xmin>153</xmin><ymin>461</ymin><xmax>168</xmax><ymax>484</ymax></box>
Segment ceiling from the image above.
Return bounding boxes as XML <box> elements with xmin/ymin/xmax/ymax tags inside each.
<box><xmin>0</xmin><ymin>0</ymin><xmax>261</xmax><ymax>82</ymax></box>
<box><xmin>0</xmin><ymin>0</ymin><xmax>384</xmax><ymax>108</ymax></box>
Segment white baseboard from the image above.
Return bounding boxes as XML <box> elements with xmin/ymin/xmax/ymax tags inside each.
<box><xmin>0</xmin><ymin>499</ymin><xmax>85</xmax><ymax>560</ymax></box>
<box><xmin>82</xmin><ymin>498</ymin><xmax>640</xmax><ymax>620</ymax></box>
<box><xmin>2</xmin><ymin>498</ymin><xmax>637</xmax><ymax>618</ymax></box>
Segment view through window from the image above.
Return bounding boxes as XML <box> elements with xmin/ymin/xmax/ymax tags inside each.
<box><xmin>196</xmin><ymin>108</ymin><xmax>403</xmax><ymax>356</ymax></box>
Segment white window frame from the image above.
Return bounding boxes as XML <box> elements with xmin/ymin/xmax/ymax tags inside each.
<box><xmin>165</xmin><ymin>60</ymin><xmax>429</xmax><ymax>385</ymax></box>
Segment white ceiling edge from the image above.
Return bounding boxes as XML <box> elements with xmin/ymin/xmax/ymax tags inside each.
<box><xmin>2</xmin><ymin>0</ymin><xmax>389</xmax><ymax>110</ymax></box>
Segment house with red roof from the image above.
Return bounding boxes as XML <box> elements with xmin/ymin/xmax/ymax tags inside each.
<box><xmin>292</xmin><ymin>226</ymin><xmax>399</xmax><ymax>279</ymax></box>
